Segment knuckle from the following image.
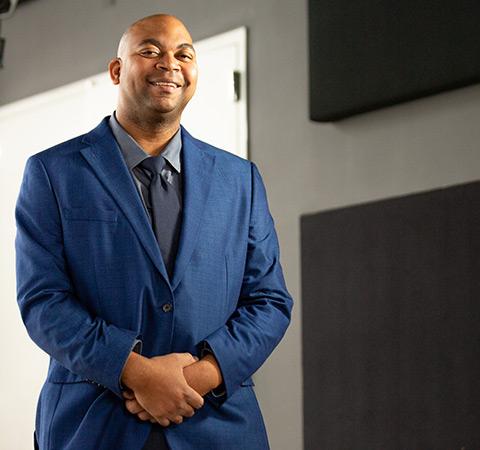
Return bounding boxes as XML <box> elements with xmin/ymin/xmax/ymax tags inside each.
<box><xmin>165</xmin><ymin>407</ymin><xmax>176</xmax><ymax>417</ymax></box>
<box><xmin>175</xmin><ymin>391</ymin><xmax>186</xmax><ymax>402</ymax></box>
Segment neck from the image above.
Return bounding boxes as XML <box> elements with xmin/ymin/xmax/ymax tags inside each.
<box><xmin>115</xmin><ymin>110</ymin><xmax>180</xmax><ymax>156</ymax></box>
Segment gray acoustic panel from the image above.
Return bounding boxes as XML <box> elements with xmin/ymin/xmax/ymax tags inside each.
<box><xmin>302</xmin><ymin>181</ymin><xmax>480</xmax><ymax>449</ymax></box>
<box><xmin>309</xmin><ymin>0</ymin><xmax>480</xmax><ymax>121</ymax></box>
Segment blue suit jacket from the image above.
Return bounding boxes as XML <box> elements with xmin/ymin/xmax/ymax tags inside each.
<box><xmin>15</xmin><ymin>117</ymin><xmax>293</xmax><ymax>450</ymax></box>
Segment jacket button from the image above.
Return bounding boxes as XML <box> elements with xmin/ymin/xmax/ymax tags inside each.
<box><xmin>162</xmin><ymin>303</ymin><xmax>173</xmax><ymax>313</ymax></box>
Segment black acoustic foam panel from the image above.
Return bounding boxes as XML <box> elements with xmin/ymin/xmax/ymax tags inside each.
<box><xmin>309</xmin><ymin>0</ymin><xmax>480</xmax><ymax>121</ymax></box>
<box><xmin>302</xmin><ymin>181</ymin><xmax>480</xmax><ymax>449</ymax></box>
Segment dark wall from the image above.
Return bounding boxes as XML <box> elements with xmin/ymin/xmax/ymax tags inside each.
<box><xmin>308</xmin><ymin>0</ymin><xmax>480</xmax><ymax>121</ymax></box>
<box><xmin>302</xmin><ymin>181</ymin><xmax>480</xmax><ymax>449</ymax></box>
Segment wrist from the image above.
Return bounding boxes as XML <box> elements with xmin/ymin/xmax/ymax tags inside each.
<box><xmin>199</xmin><ymin>354</ymin><xmax>223</xmax><ymax>390</ymax></box>
<box><xmin>121</xmin><ymin>351</ymin><xmax>151</xmax><ymax>390</ymax></box>
<box><xmin>183</xmin><ymin>358</ymin><xmax>220</xmax><ymax>395</ymax></box>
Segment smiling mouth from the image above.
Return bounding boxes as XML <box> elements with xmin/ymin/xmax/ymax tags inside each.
<box><xmin>148</xmin><ymin>80</ymin><xmax>181</xmax><ymax>88</ymax></box>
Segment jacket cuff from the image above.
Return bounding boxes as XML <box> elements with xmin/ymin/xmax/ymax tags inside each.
<box><xmin>115</xmin><ymin>336</ymin><xmax>143</xmax><ymax>398</ymax></box>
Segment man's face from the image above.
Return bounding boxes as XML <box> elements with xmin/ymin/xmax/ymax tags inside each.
<box><xmin>110</xmin><ymin>16</ymin><xmax>198</xmax><ymax>120</ymax></box>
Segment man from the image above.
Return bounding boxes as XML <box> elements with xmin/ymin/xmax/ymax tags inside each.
<box><xmin>15</xmin><ymin>14</ymin><xmax>292</xmax><ymax>450</ymax></box>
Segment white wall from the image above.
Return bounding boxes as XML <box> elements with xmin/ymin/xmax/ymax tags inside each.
<box><xmin>0</xmin><ymin>73</ymin><xmax>119</xmax><ymax>450</ymax></box>
<box><xmin>2</xmin><ymin>1</ymin><xmax>480</xmax><ymax>449</ymax></box>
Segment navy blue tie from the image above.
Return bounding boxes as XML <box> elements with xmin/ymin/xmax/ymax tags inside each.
<box><xmin>135</xmin><ymin>156</ymin><xmax>181</xmax><ymax>278</ymax></box>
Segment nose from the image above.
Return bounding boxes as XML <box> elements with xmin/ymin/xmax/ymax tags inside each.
<box><xmin>155</xmin><ymin>52</ymin><xmax>180</xmax><ymax>72</ymax></box>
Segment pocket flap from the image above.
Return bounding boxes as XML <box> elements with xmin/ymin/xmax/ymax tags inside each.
<box><xmin>64</xmin><ymin>207</ymin><xmax>118</xmax><ymax>223</ymax></box>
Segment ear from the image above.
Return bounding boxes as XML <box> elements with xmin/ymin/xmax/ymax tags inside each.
<box><xmin>108</xmin><ymin>58</ymin><xmax>122</xmax><ymax>85</ymax></box>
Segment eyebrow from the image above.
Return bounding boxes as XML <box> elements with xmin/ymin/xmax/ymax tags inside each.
<box><xmin>138</xmin><ymin>39</ymin><xmax>195</xmax><ymax>53</ymax></box>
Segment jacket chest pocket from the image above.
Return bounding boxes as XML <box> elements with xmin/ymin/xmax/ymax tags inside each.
<box><xmin>63</xmin><ymin>207</ymin><xmax>119</xmax><ymax>242</ymax></box>
<box><xmin>64</xmin><ymin>207</ymin><xmax>118</xmax><ymax>223</ymax></box>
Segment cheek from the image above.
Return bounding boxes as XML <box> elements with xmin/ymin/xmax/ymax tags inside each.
<box><xmin>121</xmin><ymin>62</ymin><xmax>148</xmax><ymax>85</ymax></box>
<box><xmin>185</xmin><ymin>66</ymin><xmax>198</xmax><ymax>89</ymax></box>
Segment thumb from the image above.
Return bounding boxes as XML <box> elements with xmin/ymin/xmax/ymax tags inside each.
<box><xmin>177</xmin><ymin>352</ymin><xmax>198</xmax><ymax>366</ymax></box>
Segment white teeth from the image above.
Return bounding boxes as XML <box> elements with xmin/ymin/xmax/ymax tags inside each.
<box><xmin>152</xmin><ymin>81</ymin><xmax>177</xmax><ymax>87</ymax></box>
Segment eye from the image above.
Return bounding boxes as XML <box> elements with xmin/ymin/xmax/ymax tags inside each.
<box><xmin>139</xmin><ymin>49</ymin><xmax>160</xmax><ymax>58</ymax></box>
<box><xmin>177</xmin><ymin>53</ymin><xmax>194</xmax><ymax>61</ymax></box>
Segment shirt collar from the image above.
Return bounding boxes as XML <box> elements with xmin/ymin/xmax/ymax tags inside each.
<box><xmin>108</xmin><ymin>112</ymin><xmax>182</xmax><ymax>173</ymax></box>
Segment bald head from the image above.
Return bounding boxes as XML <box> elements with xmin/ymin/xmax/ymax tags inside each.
<box><xmin>117</xmin><ymin>14</ymin><xmax>192</xmax><ymax>59</ymax></box>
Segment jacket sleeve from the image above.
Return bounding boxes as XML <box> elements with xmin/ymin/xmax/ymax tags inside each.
<box><xmin>200</xmin><ymin>162</ymin><xmax>293</xmax><ymax>403</ymax></box>
<box><xmin>15</xmin><ymin>155</ymin><xmax>139</xmax><ymax>398</ymax></box>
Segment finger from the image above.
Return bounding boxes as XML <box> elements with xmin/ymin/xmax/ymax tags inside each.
<box><xmin>125</xmin><ymin>399</ymin><xmax>144</xmax><ymax>415</ymax></box>
<box><xmin>137</xmin><ymin>411</ymin><xmax>153</xmax><ymax>421</ymax></box>
<box><xmin>170</xmin><ymin>415</ymin><xmax>183</xmax><ymax>425</ymax></box>
<box><xmin>125</xmin><ymin>399</ymin><xmax>143</xmax><ymax>414</ymax></box>
<box><xmin>177</xmin><ymin>352</ymin><xmax>197</xmax><ymax>366</ymax></box>
<box><xmin>181</xmin><ymin>404</ymin><xmax>195</xmax><ymax>418</ymax></box>
<box><xmin>122</xmin><ymin>389</ymin><xmax>135</xmax><ymax>400</ymax></box>
<box><xmin>157</xmin><ymin>417</ymin><xmax>170</xmax><ymax>427</ymax></box>
<box><xmin>185</xmin><ymin>387</ymin><xmax>205</xmax><ymax>410</ymax></box>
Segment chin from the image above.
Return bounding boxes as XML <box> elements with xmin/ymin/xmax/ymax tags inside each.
<box><xmin>153</xmin><ymin>106</ymin><xmax>179</xmax><ymax>116</ymax></box>
<box><xmin>153</xmin><ymin>101</ymin><xmax>188</xmax><ymax>115</ymax></box>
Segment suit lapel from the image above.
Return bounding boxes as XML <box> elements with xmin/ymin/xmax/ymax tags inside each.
<box><xmin>171</xmin><ymin>127</ymin><xmax>216</xmax><ymax>291</ymax></box>
<box><xmin>79</xmin><ymin>118</ymin><xmax>170</xmax><ymax>283</ymax></box>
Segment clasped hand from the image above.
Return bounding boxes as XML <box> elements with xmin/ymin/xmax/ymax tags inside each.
<box><xmin>121</xmin><ymin>352</ymin><xmax>222</xmax><ymax>427</ymax></box>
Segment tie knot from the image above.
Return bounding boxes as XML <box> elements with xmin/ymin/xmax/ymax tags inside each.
<box><xmin>138</xmin><ymin>156</ymin><xmax>166</xmax><ymax>175</ymax></box>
